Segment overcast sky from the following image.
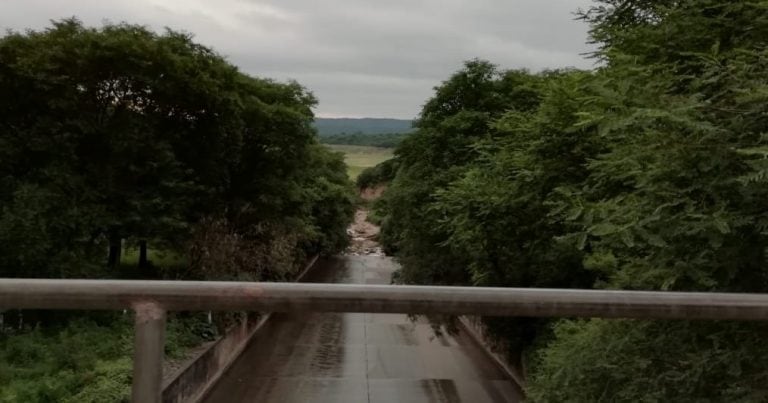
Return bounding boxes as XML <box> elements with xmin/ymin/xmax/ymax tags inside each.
<box><xmin>0</xmin><ymin>0</ymin><xmax>595</xmax><ymax>119</ymax></box>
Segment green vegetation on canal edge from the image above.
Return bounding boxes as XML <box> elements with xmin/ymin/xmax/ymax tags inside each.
<box><xmin>373</xmin><ymin>1</ymin><xmax>768</xmax><ymax>401</ymax></box>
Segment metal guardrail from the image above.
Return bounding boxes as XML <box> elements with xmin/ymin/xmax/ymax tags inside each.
<box><xmin>2</xmin><ymin>279</ymin><xmax>768</xmax><ymax>402</ymax></box>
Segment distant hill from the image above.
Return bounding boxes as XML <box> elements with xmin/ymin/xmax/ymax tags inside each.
<box><xmin>313</xmin><ymin>118</ymin><xmax>414</xmax><ymax>136</ymax></box>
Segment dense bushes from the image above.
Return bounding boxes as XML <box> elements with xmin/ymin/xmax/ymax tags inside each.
<box><xmin>528</xmin><ymin>320</ymin><xmax>768</xmax><ymax>402</ymax></box>
<box><xmin>377</xmin><ymin>1</ymin><xmax>768</xmax><ymax>400</ymax></box>
<box><xmin>0</xmin><ymin>314</ymin><xmax>214</xmax><ymax>402</ymax></box>
<box><xmin>355</xmin><ymin>158</ymin><xmax>400</xmax><ymax>190</ymax></box>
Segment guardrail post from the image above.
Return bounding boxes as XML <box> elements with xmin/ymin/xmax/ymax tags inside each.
<box><xmin>132</xmin><ymin>302</ymin><xmax>166</xmax><ymax>403</ymax></box>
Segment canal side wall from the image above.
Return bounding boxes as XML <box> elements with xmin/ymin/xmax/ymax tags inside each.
<box><xmin>458</xmin><ymin>315</ymin><xmax>527</xmax><ymax>390</ymax></box>
<box><xmin>161</xmin><ymin>255</ymin><xmax>320</xmax><ymax>403</ymax></box>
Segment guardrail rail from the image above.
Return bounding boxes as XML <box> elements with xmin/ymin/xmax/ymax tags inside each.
<box><xmin>2</xmin><ymin>279</ymin><xmax>768</xmax><ymax>402</ymax></box>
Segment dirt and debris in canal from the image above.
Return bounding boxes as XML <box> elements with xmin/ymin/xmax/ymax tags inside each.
<box><xmin>345</xmin><ymin>209</ymin><xmax>384</xmax><ymax>256</ymax></box>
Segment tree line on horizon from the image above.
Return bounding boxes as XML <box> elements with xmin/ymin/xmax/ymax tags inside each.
<box><xmin>368</xmin><ymin>0</ymin><xmax>768</xmax><ymax>400</ymax></box>
<box><xmin>312</xmin><ymin>117</ymin><xmax>414</xmax><ymax>136</ymax></box>
<box><xmin>313</xmin><ymin>118</ymin><xmax>413</xmax><ymax>149</ymax></box>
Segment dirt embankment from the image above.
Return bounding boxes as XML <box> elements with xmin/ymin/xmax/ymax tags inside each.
<box><xmin>346</xmin><ymin>185</ymin><xmax>387</xmax><ymax>255</ymax></box>
<box><xmin>359</xmin><ymin>184</ymin><xmax>387</xmax><ymax>201</ymax></box>
<box><xmin>345</xmin><ymin>209</ymin><xmax>383</xmax><ymax>256</ymax></box>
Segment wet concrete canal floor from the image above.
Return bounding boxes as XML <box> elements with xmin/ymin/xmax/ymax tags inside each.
<box><xmin>203</xmin><ymin>255</ymin><xmax>523</xmax><ymax>402</ymax></box>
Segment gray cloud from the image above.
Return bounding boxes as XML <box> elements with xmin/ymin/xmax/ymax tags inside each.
<box><xmin>0</xmin><ymin>0</ymin><xmax>595</xmax><ymax>118</ymax></box>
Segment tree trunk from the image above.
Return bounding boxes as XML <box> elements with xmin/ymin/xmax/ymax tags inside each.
<box><xmin>107</xmin><ymin>230</ymin><xmax>122</xmax><ymax>268</ymax></box>
<box><xmin>138</xmin><ymin>240</ymin><xmax>149</xmax><ymax>269</ymax></box>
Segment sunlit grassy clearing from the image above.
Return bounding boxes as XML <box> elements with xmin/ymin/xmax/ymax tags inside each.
<box><xmin>121</xmin><ymin>246</ymin><xmax>186</xmax><ymax>268</ymax></box>
<box><xmin>325</xmin><ymin>144</ymin><xmax>394</xmax><ymax>179</ymax></box>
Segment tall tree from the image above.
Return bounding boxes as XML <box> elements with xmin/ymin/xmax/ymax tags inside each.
<box><xmin>0</xmin><ymin>19</ymin><xmax>354</xmax><ymax>280</ymax></box>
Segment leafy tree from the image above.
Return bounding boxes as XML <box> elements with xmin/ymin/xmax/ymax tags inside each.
<box><xmin>0</xmin><ymin>17</ymin><xmax>355</xmax><ymax>400</ymax></box>
<box><xmin>532</xmin><ymin>1</ymin><xmax>768</xmax><ymax>400</ymax></box>
<box><xmin>380</xmin><ymin>2</ymin><xmax>768</xmax><ymax>400</ymax></box>
<box><xmin>0</xmin><ymin>19</ymin><xmax>243</xmax><ymax>275</ymax></box>
<box><xmin>356</xmin><ymin>158</ymin><xmax>400</xmax><ymax>189</ymax></box>
<box><xmin>379</xmin><ymin>61</ymin><xmax>542</xmax><ymax>286</ymax></box>
<box><xmin>0</xmin><ymin>19</ymin><xmax>354</xmax><ymax>281</ymax></box>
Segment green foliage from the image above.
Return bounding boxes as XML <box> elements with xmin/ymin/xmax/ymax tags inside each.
<box><xmin>300</xmin><ymin>144</ymin><xmax>358</xmax><ymax>254</ymax></box>
<box><xmin>430</xmin><ymin>69</ymin><xmax>598</xmax><ymax>290</ymax></box>
<box><xmin>0</xmin><ymin>18</ymin><xmax>354</xmax><ymax>281</ymax></box>
<box><xmin>0</xmin><ymin>314</ymin><xmax>215</xmax><ymax>403</ymax></box>
<box><xmin>527</xmin><ymin>320</ymin><xmax>768</xmax><ymax>403</ymax></box>
<box><xmin>0</xmin><ymin>18</ymin><xmax>354</xmax><ymax>399</ymax></box>
<box><xmin>63</xmin><ymin>358</ymin><xmax>132</xmax><ymax>403</ymax></box>
<box><xmin>164</xmin><ymin>314</ymin><xmax>217</xmax><ymax>358</ymax></box>
<box><xmin>356</xmin><ymin>158</ymin><xmax>400</xmax><ymax>189</ymax></box>
<box><xmin>0</xmin><ymin>318</ymin><xmax>132</xmax><ymax>403</ymax></box>
<box><xmin>555</xmin><ymin>0</ymin><xmax>768</xmax><ymax>294</ymax></box>
<box><xmin>522</xmin><ymin>4</ymin><xmax>768</xmax><ymax>397</ymax></box>
<box><xmin>378</xmin><ymin>62</ymin><xmax>575</xmax><ymax>356</ymax></box>
<box><xmin>379</xmin><ymin>1</ymin><xmax>768</xmax><ymax>399</ymax></box>
<box><xmin>0</xmin><ymin>184</ymin><xmax>105</xmax><ymax>278</ymax></box>
<box><xmin>380</xmin><ymin>61</ymin><xmax>547</xmax><ymax>282</ymax></box>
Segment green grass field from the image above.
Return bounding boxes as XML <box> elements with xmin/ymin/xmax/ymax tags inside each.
<box><xmin>325</xmin><ymin>144</ymin><xmax>394</xmax><ymax>179</ymax></box>
<box><xmin>121</xmin><ymin>246</ymin><xmax>186</xmax><ymax>268</ymax></box>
